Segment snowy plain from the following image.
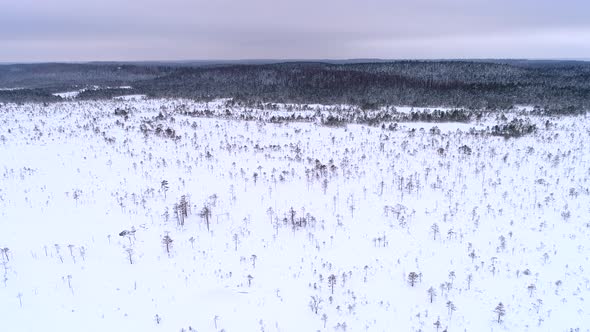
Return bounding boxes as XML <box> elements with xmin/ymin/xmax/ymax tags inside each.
<box><xmin>0</xmin><ymin>98</ymin><xmax>589</xmax><ymax>332</ymax></box>
<box><xmin>52</xmin><ymin>86</ymin><xmax>134</xmax><ymax>99</ymax></box>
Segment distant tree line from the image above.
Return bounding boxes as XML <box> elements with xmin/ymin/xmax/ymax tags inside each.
<box><xmin>1</xmin><ymin>61</ymin><xmax>589</xmax><ymax>110</ymax></box>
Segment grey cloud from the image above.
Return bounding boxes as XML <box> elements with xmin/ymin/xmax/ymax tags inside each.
<box><xmin>0</xmin><ymin>0</ymin><xmax>589</xmax><ymax>61</ymax></box>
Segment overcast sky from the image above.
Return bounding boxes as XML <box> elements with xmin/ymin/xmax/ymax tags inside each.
<box><xmin>1</xmin><ymin>0</ymin><xmax>589</xmax><ymax>62</ymax></box>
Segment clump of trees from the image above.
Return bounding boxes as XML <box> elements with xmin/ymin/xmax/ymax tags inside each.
<box><xmin>173</xmin><ymin>195</ymin><xmax>190</xmax><ymax>226</ymax></box>
<box><xmin>114</xmin><ymin>108</ymin><xmax>130</xmax><ymax>117</ymax></box>
<box><xmin>321</xmin><ymin>115</ymin><xmax>347</xmax><ymax>127</ymax></box>
<box><xmin>490</xmin><ymin>118</ymin><xmax>537</xmax><ymax>138</ymax></box>
<box><xmin>407</xmin><ymin>272</ymin><xmax>420</xmax><ymax>287</ymax></box>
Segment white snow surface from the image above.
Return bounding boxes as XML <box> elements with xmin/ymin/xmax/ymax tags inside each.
<box><xmin>0</xmin><ymin>98</ymin><xmax>589</xmax><ymax>332</ymax></box>
<box><xmin>52</xmin><ymin>90</ymin><xmax>84</xmax><ymax>99</ymax></box>
<box><xmin>113</xmin><ymin>94</ymin><xmax>146</xmax><ymax>101</ymax></box>
<box><xmin>53</xmin><ymin>86</ymin><xmax>134</xmax><ymax>99</ymax></box>
<box><xmin>0</xmin><ymin>87</ymin><xmax>25</xmax><ymax>91</ymax></box>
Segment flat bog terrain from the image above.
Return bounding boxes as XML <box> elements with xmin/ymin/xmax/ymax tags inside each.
<box><xmin>0</xmin><ymin>99</ymin><xmax>589</xmax><ymax>331</ymax></box>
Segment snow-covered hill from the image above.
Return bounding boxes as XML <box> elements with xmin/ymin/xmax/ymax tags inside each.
<box><xmin>0</xmin><ymin>99</ymin><xmax>588</xmax><ymax>332</ymax></box>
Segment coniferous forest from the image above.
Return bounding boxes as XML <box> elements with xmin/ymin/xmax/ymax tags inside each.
<box><xmin>1</xmin><ymin>60</ymin><xmax>589</xmax><ymax>110</ymax></box>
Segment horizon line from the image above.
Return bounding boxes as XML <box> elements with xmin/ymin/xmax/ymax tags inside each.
<box><xmin>1</xmin><ymin>57</ymin><xmax>590</xmax><ymax>65</ymax></box>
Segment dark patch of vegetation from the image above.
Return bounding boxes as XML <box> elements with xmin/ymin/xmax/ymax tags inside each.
<box><xmin>114</xmin><ymin>108</ymin><xmax>130</xmax><ymax>117</ymax></box>
<box><xmin>534</xmin><ymin>105</ymin><xmax>587</xmax><ymax>117</ymax></box>
<box><xmin>490</xmin><ymin>118</ymin><xmax>537</xmax><ymax>138</ymax></box>
<box><xmin>322</xmin><ymin>115</ymin><xmax>348</xmax><ymax>127</ymax></box>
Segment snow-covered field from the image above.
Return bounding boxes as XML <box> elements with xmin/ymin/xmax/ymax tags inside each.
<box><xmin>0</xmin><ymin>98</ymin><xmax>589</xmax><ymax>332</ymax></box>
<box><xmin>53</xmin><ymin>86</ymin><xmax>134</xmax><ymax>99</ymax></box>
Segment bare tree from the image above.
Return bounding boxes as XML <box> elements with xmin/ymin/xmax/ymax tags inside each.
<box><xmin>433</xmin><ymin>317</ymin><xmax>441</xmax><ymax>332</ymax></box>
<box><xmin>446</xmin><ymin>300</ymin><xmax>456</xmax><ymax>319</ymax></box>
<box><xmin>533</xmin><ymin>299</ymin><xmax>543</xmax><ymax>314</ymax></box>
<box><xmin>448</xmin><ymin>271</ymin><xmax>455</xmax><ymax>286</ymax></box>
<box><xmin>126</xmin><ymin>248</ymin><xmax>134</xmax><ymax>264</ymax></box>
<box><xmin>266</xmin><ymin>207</ymin><xmax>274</xmax><ymax>224</ymax></box>
<box><xmin>253</xmin><ymin>172</ymin><xmax>258</xmax><ymax>184</ymax></box>
<box><xmin>79</xmin><ymin>246</ymin><xmax>86</xmax><ymax>261</ymax></box>
<box><xmin>431</xmin><ymin>223</ymin><xmax>439</xmax><ymax>240</ymax></box>
<box><xmin>163</xmin><ymin>207</ymin><xmax>170</xmax><ymax>223</ymax></box>
<box><xmin>527</xmin><ymin>284</ymin><xmax>536</xmax><ymax>297</ymax></box>
<box><xmin>68</xmin><ymin>244</ymin><xmax>76</xmax><ymax>263</ymax></box>
<box><xmin>309</xmin><ymin>295</ymin><xmax>323</xmax><ymax>314</ymax></box>
<box><xmin>1</xmin><ymin>248</ymin><xmax>9</xmax><ymax>262</ymax></box>
<box><xmin>289</xmin><ymin>207</ymin><xmax>296</xmax><ymax>226</ymax></box>
<box><xmin>161</xmin><ymin>180</ymin><xmax>169</xmax><ymax>199</ymax></box>
<box><xmin>499</xmin><ymin>235</ymin><xmax>506</xmax><ymax>251</ymax></box>
<box><xmin>67</xmin><ymin>274</ymin><xmax>74</xmax><ymax>294</ymax></box>
<box><xmin>233</xmin><ymin>233</ymin><xmax>239</xmax><ymax>251</ymax></box>
<box><xmin>200</xmin><ymin>205</ymin><xmax>211</xmax><ymax>232</ymax></box>
<box><xmin>72</xmin><ymin>189</ymin><xmax>82</xmax><ymax>206</ymax></box>
<box><xmin>427</xmin><ymin>286</ymin><xmax>437</xmax><ymax>303</ymax></box>
<box><xmin>469</xmin><ymin>250</ymin><xmax>476</xmax><ymax>263</ymax></box>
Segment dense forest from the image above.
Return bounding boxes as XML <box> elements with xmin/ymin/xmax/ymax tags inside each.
<box><xmin>1</xmin><ymin>60</ymin><xmax>589</xmax><ymax>110</ymax></box>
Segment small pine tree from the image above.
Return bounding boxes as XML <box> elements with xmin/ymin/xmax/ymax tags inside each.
<box><xmin>527</xmin><ymin>284</ymin><xmax>536</xmax><ymax>297</ymax></box>
<box><xmin>289</xmin><ymin>207</ymin><xmax>296</xmax><ymax>225</ymax></box>
<box><xmin>408</xmin><ymin>272</ymin><xmax>419</xmax><ymax>287</ymax></box>
<box><xmin>162</xmin><ymin>233</ymin><xmax>173</xmax><ymax>254</ymax></box>
<box><xmin>431</xmin><ymin>223</ymin><xmax>439</xmax><ymax>240</ymax></box>
<box><xmin>446</xmin><ymin>300</ymin><xmax>456</xmax><ymax>318</ymax></box>
<box><xmin>433</xmin><ymin>317</ymin><xmax>441</xmax><ymax>332</ymax></box>
<box><xmin>328</xmin><ymin>274</ymin><xmax>337</xmax><ymax>294</ymax></box>
<box><xmin>427</xmin><ymin>286</ymin><xmax>437</xmax><ymax>303</ymax></box>
<box><xmin>494</xmin><ymin>302</ymin><xmax>506</xmax><ymax>323</ymax></box>
<box><xmin>1</xmin><ymin>247</ymin><xmax>9</xmax><ymax>262</ymax></box>
<box><xmin>200</xmin><ymin>205</ymin><xmax>211</xmax><ymax>232</ymax></box>
<box><xmin>163</xmin><ymin>207</ymin><xmax>170</xmax><ymax>222</ymax></box>
<box><xmin>161</xmin><ymin>180</ymin><xmax>169</xmax><ymax>199</ymax></box>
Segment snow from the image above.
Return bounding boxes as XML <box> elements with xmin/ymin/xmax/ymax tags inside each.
<box><xmin>397</xmin><ymin>122</ymin><xmax>484</xmax><ymax>132</ymax></box>
<box><xmin>511</xmin><ymin>105</ymin><xmax>539</xmax><ymax>113</ymax></box>
<box><xmin>0</xmin><ymin>99</ymin><xmax>589</xmax><ymax>332</ymax></box>
<box><xmin>52</xmin><ymin>90</ymin><xmax>85</xmax><ymax>99</ymax></box>
<box><xmin>52</xmin><ymin>86</ymin><xmax>134</xmax><ymax>100</ymax></box>
<box><xmin>113</xmin><ymin>94</ymin><xmax>146</xmax><ymax>100</ymax></box>
<box><xmin>389</xmin><ymin>106</ymin><xmax>458</xmax><ymax>114</ymax></box>
<box><xmin>0</xmin><ymin>87</ymin><xmax>25</xmax><ymax>91</ymax></box>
